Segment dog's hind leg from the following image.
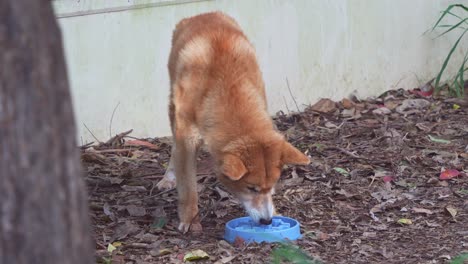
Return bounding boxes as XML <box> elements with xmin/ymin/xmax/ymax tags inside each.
<box><xmin>156</xmin><ymin>145</ymin><xmax>177</xmax><ymax>190</ymax></box>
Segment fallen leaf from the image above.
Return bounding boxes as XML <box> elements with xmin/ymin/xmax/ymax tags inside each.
<box><xmin>341</xmin><ymin>108</ymin><xmax>362</xmax><ymax>120</ymax></box>
<box><xmin>341</xmin><ymin>98</ymin><xmax>355</xmax><ymax>109</ymax></box>
<box><xmin>412</xmin><ymin>89</ymin><xmax>433</xmax><ymax>97</ymax></box>
<box><xmin>111</xmin><ymin>221</ymin><xmax>140</xmax><ymax>242</ymax></box>
<box><xmin>103</xmin><ymin>203</ymin><xmax>115</xmax><ymax>220</ymax></box>
<box><xmin>439</xmin><ymin>169</ymin><xmax>461</xmax><ymax>180</ymax></box>
<box><xmin>107</xmin><ymin>243</ymin><xmax>117</xmax><ymax>253</ymax></box>
<box><xmin>151</xmin><ymin>217</ymin><xmax>168</xmax><ymax>229</ymax></box>
<box><xmin>335</xmin><ymin>189</ymin><xmax>356</xmax><ymax>198</ymax></box>
<box><xmin>126</xmin><ymin>205</ymin><xmax>146</xmax><ymax>217</ymax></box>
<box><xmin>121</xmin><ymin>185</ymin><xmax>147</xmax><ymax>192</ymax></box>
<box><xmin>215</xmin><ymin>209</ymin><xmax>228</xmax><ymax>218</ymax></box>
<box><xmin>446</xmin><ymin>206</ymin><xmax>457</xmax><ymax>218</ymax></box>
<box><xmin>112</xmin><ymin>241</ymin><xmax>122</xmax><ymax>247</ymax></box>
<box><xmin>81</xmin><ymin>152</ymin><xmax>107</xmax><ymax>165</ymax></box>
<box><xmin>383</xmin><ymin>176</ymin><xmax>394</xmax><ymax>183</ymax></box>
<box><xmin>214</xmin><ymin>255</ymin><xmax>236</xmax><ymax>264</ymax></box>
<box><xmin>324</xmin><ymin>121</ymin><xmax>339</xmax><ymax>128</ymax></box>
<box><xmin>310</xmin><ymin>98</ymin><xmax>337</xmax><ymax>113</ymax></box>
<box><xmin>428</xmin><ymin>135</ymin><xmax>451</xmax><ymax>144</ymax></box>
<box><xmin>372</xmin><ymin>107</ymin><xmax>391</xmax><ymax>115</ymax></box>
<box><xmin>149</xmin><ymin>248</ymin><xmax>172</xmax><ymax>257</ymax></box>
<box><xmin>453</xmin><ymin>104</ymin><xmax>460</xmax><ymax>110</ymax></box>
<box><xmin>396</xmin><ymin>99</ymin><xmax>430</xmax><ymax>114</ymax></box>
<box><xmin>184</xmin><ymin>249</ymin><xmax>210</xmax><ymax>261</ymax></box>
<box><xmin>233</xmin><ymin>236</ymin><xmax>246</xmax><ymax>248</ymax></box>
<box><xmin>397</xmin><ymin>218</ymin><xmax>413</xmax><ymax>225</ymax></box>
<box><xmin>412</xmin><ymin>207</ymin><xmax>433</xmax><ymax>215</ymax></box>
<box><xmin>333</xmin><ymin>167</ymin><xmax>350</xmax><ymax>176</ymax></box>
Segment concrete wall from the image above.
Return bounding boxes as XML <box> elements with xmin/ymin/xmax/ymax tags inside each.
<box><xmin>52</xmin><ymin>0</ymin><xmax>468</xmax><ymax>144</ymax></box>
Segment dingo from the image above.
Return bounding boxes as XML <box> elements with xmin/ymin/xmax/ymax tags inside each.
<box><xmin>157</xmin><ymin>12</ymin><xmax>310</xmax><ymax>233</ymax></box>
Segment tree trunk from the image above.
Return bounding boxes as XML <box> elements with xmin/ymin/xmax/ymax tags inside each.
<box><xmin>0</xmin><ymin>1</ymin><xmax>94</xmax><ymax>263</ymax></box>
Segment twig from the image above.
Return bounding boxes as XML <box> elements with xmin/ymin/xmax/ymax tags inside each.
<box><xmin>282</xmin><ymin>96</ymin><xmax>291</xmax><ymax>115</ymax></box>
<box><xmin>93</xmin><ymin>149</ymin><xmax>133</xmax><ymax>154</ymax></box>
<box><xmin>83</xmin><ymin>123</ymin><xmax>102</xmax><ymax>143</ymax></box>
<box><xmin>325</xmin><ymin>146</ymin><xmax>366</xmax><ymax>160</ymax></box>
<box><xmin>286</xmin><ymin>78</ymin><xmax>300</xmax><ymax>112</ymax></box>
<box><xmin>109</xmin><ymin>101</ymin><xmax>120</xmax><ymax>139</ymax></box>
<box><xmin>104</xmin><ymin>129</ymin><xmax>133</xmax><ymax>146</ymax></box>
<box><xmin>79</xmin><ymin>142</ymin><xmax>94</xmax><ymax>150</ymax></box>
<box><xmin>123</xmin><ymin>187</ymin><xmax>175</xmax><ymax>204</ymax></box>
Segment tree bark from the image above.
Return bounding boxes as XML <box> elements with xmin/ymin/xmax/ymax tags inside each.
<box><xmin>0</xmin><ymin>1</ymin><xmax>94</xmax><ymax>263</ymax></box>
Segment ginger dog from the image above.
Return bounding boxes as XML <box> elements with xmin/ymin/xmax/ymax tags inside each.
<box><xmin>157</xmin><ymin>12</ymin><xmax>310</xmax><ymax>233</ymax></box>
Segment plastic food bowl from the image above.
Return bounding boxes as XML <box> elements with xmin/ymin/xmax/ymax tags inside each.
<box><xmin>224</xmin><ymin>216</ymin><xmax>301</xmax><ymax>244</ymax></box>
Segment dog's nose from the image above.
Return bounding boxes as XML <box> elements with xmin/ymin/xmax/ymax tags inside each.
<box><xmin>259</xmin><ymin>218</ymin><xmax>272</xmax><ymax>225</ymax></box>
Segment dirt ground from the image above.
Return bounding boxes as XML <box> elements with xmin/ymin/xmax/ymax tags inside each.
<box><xmin>81</xmin><ymin>87</ymin><xmax>468</xmax><ymax>264</ymax></box>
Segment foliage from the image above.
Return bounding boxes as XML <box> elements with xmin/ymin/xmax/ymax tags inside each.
<box><xmin>271</xmin><ymin>243</ymin><xmax>321</xmax><ymax>264</ymax></box>
<box><xmin>431</xmin><ymin>4</ymin><xmax>468</xmax><ymax>97</ymax></box>
<box><xmin>450</xmin><ymin>253</ymin><xmax>468</xmax><ymax>264</ymax></box>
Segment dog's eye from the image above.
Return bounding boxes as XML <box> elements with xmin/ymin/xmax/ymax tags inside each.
<box><xmin>247</xmin><ymin>186</ymin><xmax>259</xmax><ymax>193</ymax></box>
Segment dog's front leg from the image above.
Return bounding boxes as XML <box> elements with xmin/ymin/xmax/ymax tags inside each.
<box><xmin>173</xmin><ymin>133</ymin><xmax>202</xmax><ymax>233</ymax></box>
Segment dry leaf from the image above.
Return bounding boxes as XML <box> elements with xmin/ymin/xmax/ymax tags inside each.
<box><xmin>439</xmin><ymin>169</ymin><xmax>460</xmax><ymax>180</ymax></box>
<box><xmin>341</xmin><ymin>98</ymin><xmax>355</xmax><ymax>109</ymax></box>
<box><xmin>412</xmin><ymin>207</ymin><xmax>433</xmax><ymax>215</ymax></box>
<box><xmin>184</xmin><ymin>249</ymin><xmax>210</xmax><ymax>261</ymax></box>
<box><xmin>397</xmin><ymin>218</ymin><xmax>413</xmax><ymax>225</ymax></box>
<box><xmin>126</xmin><ymin>205</ymin><xmax>146</xmax><ymax>217</ymax></box>
<box><xmin>310</xmin><ymin>98</ymin><xmax>337</xmax><ymax>113</ymax></box>
<box><xmin>446</xmin><ymin>206</ymin><xmax>457</xmax><ymax>218</ymax></box>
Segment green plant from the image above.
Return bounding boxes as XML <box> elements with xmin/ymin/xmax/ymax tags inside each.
<box><xmin>271</xmin><ymin>243</ymin><xmax>321</xmax><ymax>264</ymax></box>
<box><xmin>450</xmin><ymin>253</ymin><xmax>468</xmax><ymax>264</ymax></box>
<box><xmin>431</xmin><ymin>4</ymin><xmax>468</xmax><ymax>97</ymax></box>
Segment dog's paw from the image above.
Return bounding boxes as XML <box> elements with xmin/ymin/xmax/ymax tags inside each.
<box><xmin>156</xmin><ymin>177</ymin><xmax>176</xmax><ymax>190</ymax></box>
<box><xmin>178</xmin><ymin>222</ymin><xmax>203</xmax><ymax>233</ymax></box>
<box><xmin>157</xmin><ymin>169</ymin><xmax>176</xmax><ymax>190</ymax></box>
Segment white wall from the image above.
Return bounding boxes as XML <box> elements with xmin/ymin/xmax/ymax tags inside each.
<box><xmin>53</xmin><ymin>0</ymin><xmax>468</xmax><ymax>144</ymax></box>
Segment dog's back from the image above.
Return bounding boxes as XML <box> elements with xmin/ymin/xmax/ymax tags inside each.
<box><xmin>168</xmin><ymin>12</ymin><xmax>271</xmax><ymax>153</ymax></box>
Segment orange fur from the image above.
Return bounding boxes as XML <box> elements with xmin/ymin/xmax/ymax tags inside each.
<box><xmin>157</xmin><ymin>12</ymin><xmax>310</xmax><ymax>233</ymax></box>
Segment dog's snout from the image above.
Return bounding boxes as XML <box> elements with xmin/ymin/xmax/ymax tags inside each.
<box><xmin>259</xmin><ymin>218</ymin><xmax>272</xmax><ymax>225</ymax></box>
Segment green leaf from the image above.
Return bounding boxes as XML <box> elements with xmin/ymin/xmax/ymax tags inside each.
<box><xmin>436</xmin><ymin>18</ymin><xmax>468</xmax><ymax>38</ymax></box>
<box><xmin>333</xmin><ymin>167</ymin><xmax>350</xmax><ymax>176</ymax></box>
<box><xmin>428</xmin><ymin>135</ymin><xmax>451</xmax><ymax>144</ymax></box>
<box><xmin>151</xmin><ymin>217</ymin><xmax>167</xmax><ymax>229</ymax></box>
<box><xmin>272</xmin><ymin>243</ymin><xmax>321</xmax><ymax>264</ymax></box>
<box><xmin>434</xmin><ymin>27</ymin><xmax>468</xmax><ymax>91</ymax></box>
<box><xmin>432</xmin><ymin>4</ymin><xmax>468</xmax><ymax>31</ymax></box>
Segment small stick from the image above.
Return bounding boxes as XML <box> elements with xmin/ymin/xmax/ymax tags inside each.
<box><xmin>83</xmin><ymin>123</ymin><xmax>102</xmax><ymax>143</ymax></box>
<box><xmin>92</xmin><ymin>149</ymin><xmax>133</xmax><ymax>154</ymax></box>
<box><xmin>109</xmin><ymin>101</ymin><xmax>120</xmax><ymax>139</ymax></box>
<box><xmin>282</xmin><ymin>96</ymin><xmax>291</xmax><ymax>115</ymax></box>
<box><xmin>286</xmin><ymin>78</ymin><xmax>300</xmax><ymax>112</ymax></box>
<box><xmin>326</xmin><ymin>146</ymin><xmax>365</xmax><ymax>160</ymax></box>
<box><xmin>79</xmin><ymin>142</ymin><xmax>94</xmax><ymax>150</ymax></box>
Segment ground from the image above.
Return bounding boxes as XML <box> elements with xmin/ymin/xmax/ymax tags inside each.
<box><xmin>81</xmin><ymin>88</ymin><xmax>468</xmax><ymax>264</ymax></box>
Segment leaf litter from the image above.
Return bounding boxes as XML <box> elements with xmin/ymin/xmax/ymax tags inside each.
<box><xmin>82</xmin><ymin>87</ymin><xmax>467</xmax><ymax>263</ymax></box>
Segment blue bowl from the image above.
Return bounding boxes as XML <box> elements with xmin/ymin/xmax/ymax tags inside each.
<box><xmin>224</xmin><ymin>216</ymin><xmax>301</xmax><ymax>244</ymax></box>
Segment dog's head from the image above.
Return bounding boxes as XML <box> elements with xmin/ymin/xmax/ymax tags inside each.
<box><xmin>217</xmin><ymin>132</ymin><xmax>309</xmax><ymax>224</ymax></box>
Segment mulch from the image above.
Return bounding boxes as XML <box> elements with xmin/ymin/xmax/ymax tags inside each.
<box><xmin>81</xmin><ymin>86</ymin><xmax>468</xmax><ymax>264</ymax></box>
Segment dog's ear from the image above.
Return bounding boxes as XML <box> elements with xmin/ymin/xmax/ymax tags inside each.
<box><xmin>281</xmin><ymin>142</ymin><xmax>310</xmax><ymax>165</ymax></box>
<box><xmin>221</xmin><ymin>154</ymin><xmax>247</xmax><ymax>181</ymax></box>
